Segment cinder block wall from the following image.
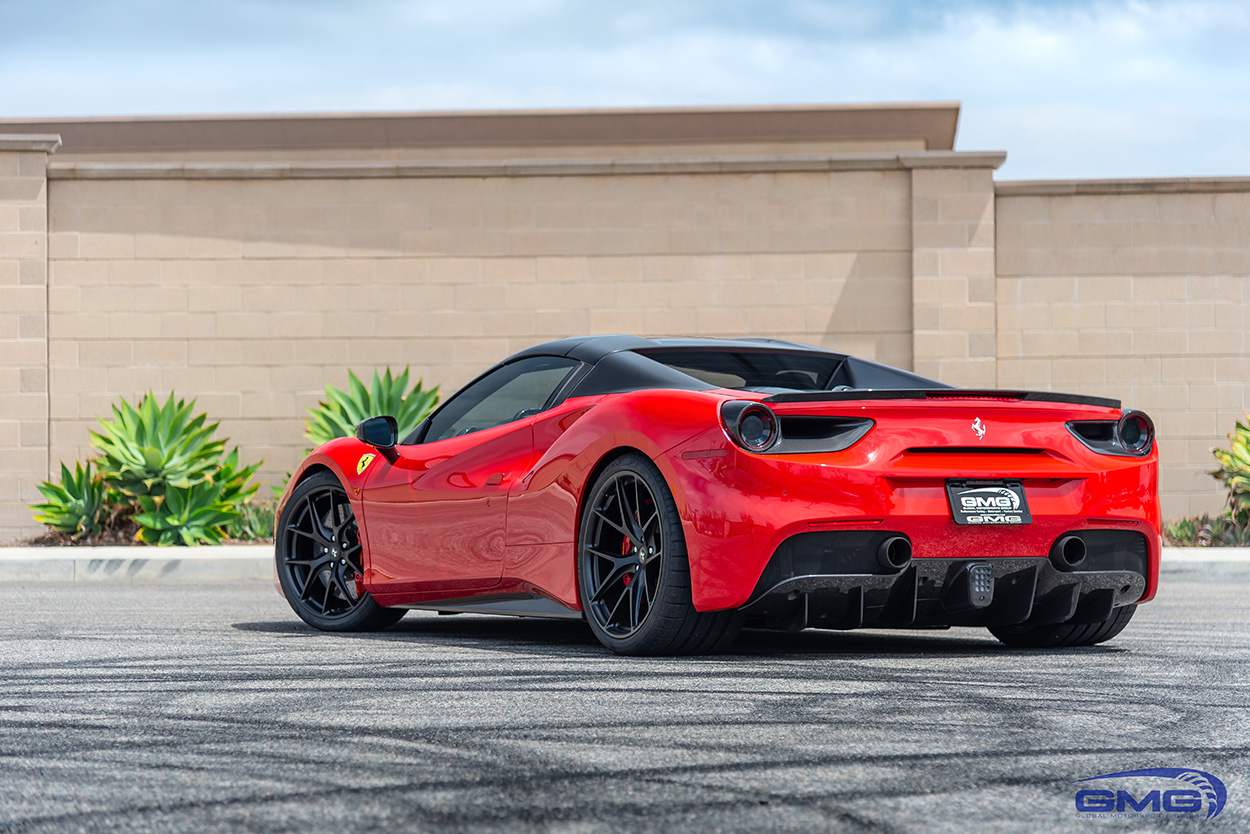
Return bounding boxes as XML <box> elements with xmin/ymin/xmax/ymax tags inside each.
<box><xmin>3</xmin><ymin>135</ymin><xmax>1247</xmax><ymax>541</ymax></box>
<box><xmin>996</xmin><ymin>182</ymin><xmax>1250</xmax><ymax>518</ymax></box>
<box><xmin>0</xmin><ymin>136</ymin><xmax>58</xmax><ymax>539</ymax></box>
<box><xmin>38</xmin><ymin>157</ymin><xmax>924</xmax><ymax>532</ymax></box>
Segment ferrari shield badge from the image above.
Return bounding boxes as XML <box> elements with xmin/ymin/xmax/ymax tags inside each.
<box><xmin>357</xmin><ymin>453</ymin><xmax>376</xmax><ymax>475</ymax></box>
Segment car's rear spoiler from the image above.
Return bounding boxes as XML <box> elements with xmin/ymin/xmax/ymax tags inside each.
<box><xmin>763</xmin><ymin>389</ymin><xmax>1122</xmax><ymax>409</ymax></box>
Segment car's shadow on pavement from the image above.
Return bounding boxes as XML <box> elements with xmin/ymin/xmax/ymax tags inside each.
<box><xmin>233</xmin><ymin>616</ymin><xmax>1127</xmax><ymax>658</ymax></box>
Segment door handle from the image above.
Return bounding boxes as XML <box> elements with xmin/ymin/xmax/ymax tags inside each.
<box><xmin>485</xmin><ymin>473</ymin><xmax>508</xmax><ymax>486</ymax></box>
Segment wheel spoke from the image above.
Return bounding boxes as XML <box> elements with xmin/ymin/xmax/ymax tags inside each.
<box><xmin>307</xmin><ymin>493</ymin><xmax>334</xmax><ymax>542</ymax></box>
<box><xmin>603</xmin><ymin>580</ymin><xmax>631</xmax><ymax>625</ymax></box>
<box><xmin>590</xmin><ymin>565</ymin><xmax>629</xmax><ymax>603</ymax></box>
<box><xmin>329</xmin><ymin>494</ymin><xmax>353</xmax><ymax>543</ymax></box>
<box><xmin>630</xmin><ymin>573</ymin><xmax>645</xmax><ymax>626</ymax></box>
<box><xmin>617</xmin><ymin>478</ymin><xmax>644</xmax><ymax>543</ymax></box>
<box><xmin>288</xmin><ymin>526</ymin><xmax>325</xmax><ymax>547</ymax></box>
<box><xmin>585</xmin><ymin>545</ymin><xmax>634</xmax><ymax>571</ymax></box>
<box><xmin>637</xmin><ymin>561</ymin><xmax>653</xmax><ymax>608</ymax></box>
<box><xmin>593</xmin><ymin>507</ymin><xmax>634</xmax><ymax>542</ymax></box>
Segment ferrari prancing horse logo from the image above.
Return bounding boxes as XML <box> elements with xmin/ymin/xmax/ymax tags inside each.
<box><xmin>357</xmin><ymin>453</ymin><xmax>376</xmax><ymax>475</ymax></box>
<box><xmin>972</xmin><ymin>418</ymin><xmax>986</xmax><ymax>440</ymax></box>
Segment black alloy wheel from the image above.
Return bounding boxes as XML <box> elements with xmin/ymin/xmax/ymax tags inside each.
<box><xmin>276</xmin><ymin>471</ymin><xmax>405</xmax><ymax>631</ymax></box>
<box><xmin>577</xmin><ymin>454</ymin><xmax>742</xmax><ymax>655</ymax></box>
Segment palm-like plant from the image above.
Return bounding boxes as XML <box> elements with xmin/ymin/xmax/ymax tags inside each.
<box><xmin>304</xmin><ymin>367</ymin><xmax>438</xmax><ymax>446</ymax></box>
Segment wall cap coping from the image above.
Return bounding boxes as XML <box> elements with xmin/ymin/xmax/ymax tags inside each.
<box><xmin>998</xmin><ymin>176</ymin><xmax>1250</xmax><ymax>196</ymax></box>
<box><xmin>0</xmin><ymin>134</ymin><xmax>61</xmax><ymax>153</ymax></box>
<box><xmin>0</xmin><ymin>103</ymin><xmax>960</xmax><ymax>153</ymax></box>
<box><xmin>46</xmin><ymin>150</ymin><xmax>1008</xmax><ymax>181</ymax></box>
<box><xmin>898</xmin><ymin>150</ymin><xmax>1006</xmax><ymax>169</ymax></box>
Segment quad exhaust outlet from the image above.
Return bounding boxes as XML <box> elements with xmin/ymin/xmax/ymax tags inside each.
<box><xmin>877</xmin><ymin>536</ymin><xmax>913</xmax><ymax>572</ymax></box>
<box><xmin>1050</xmin><ymin>535</ymin><xmax>1087</xmax><ymax>570</ymax></box>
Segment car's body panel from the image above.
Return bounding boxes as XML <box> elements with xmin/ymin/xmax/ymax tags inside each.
<box><xmin>276</xmin><ymin>336</ymin><xmax>1161</xmax><ymax>636</ymax></box>
<box><xmin>661</xmin><ymin>397</ymin><xmax>1159</xmax><ymax>612</ymax></box>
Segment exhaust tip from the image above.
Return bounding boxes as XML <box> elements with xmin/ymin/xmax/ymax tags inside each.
<box><xmin>877</xmin><ymin>536</ymin><xmax>913</xmax><ymax>572</ymax></box>
<box><xmin>1051</xmin><ymin>535</ymin><xmax>1087</xmax><ymax>570</ymax></box>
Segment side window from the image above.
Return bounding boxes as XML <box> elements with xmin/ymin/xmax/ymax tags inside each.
<box><xmin>422</xmin><ymin>356</ymin><xmax>580</xmax><ymax>443</ymax></box>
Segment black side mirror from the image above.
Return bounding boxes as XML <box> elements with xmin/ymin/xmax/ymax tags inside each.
<box><xmin>355</xmin><ymin>416</ymin><xmax>398</xmax><ymax>449</ymax></box>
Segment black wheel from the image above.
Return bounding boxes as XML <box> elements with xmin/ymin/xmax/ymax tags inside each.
<box><xmin>276</xmin><ymin>471</ymin><xmax>405</xmax><ymax>632</ymax></box>
<box><xmin>577</xmin><ymin>453</ymin><xmax>741</xmax><ymax>656</ymax></box>
<box><xmin>989</xmin><ymin>604</ymin><xmax>1136</xmax><ymax>648</ymax></box>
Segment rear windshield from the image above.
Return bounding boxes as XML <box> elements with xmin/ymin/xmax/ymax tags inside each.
<box><xmin>635</xmin><ymin>349</ymin><xmax>843</xmax><ymax>391</ymax></box>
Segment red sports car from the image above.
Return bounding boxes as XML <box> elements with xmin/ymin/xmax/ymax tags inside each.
<box><xmin>275</xmin><ymin>336</ymin><xmax>1160</xmax><ymax>655</ymax></box>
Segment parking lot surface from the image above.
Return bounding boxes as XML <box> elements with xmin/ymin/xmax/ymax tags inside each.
<box><xmin>1</xmin><ymin>576</ymin><xmax>1246</xmax><ymax>833</ymax></box>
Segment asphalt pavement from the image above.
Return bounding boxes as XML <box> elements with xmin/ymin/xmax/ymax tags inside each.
<box><xmin>0</xmin><ymin>571</ymin><xmax>1246</xmax><ymax>833</ymax></box>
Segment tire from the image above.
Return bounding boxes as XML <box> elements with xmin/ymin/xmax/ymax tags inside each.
<box><xmin>989</xmin><ymin>604</ymin><xmax>1136</xmax><ymax>648</ymax></box>
<box><xmin>577</xmin><ymin>453</ymin><xmax>742</xmax><ymax>656</ymax></box>
<box><xmin>276</xmin><ymin>470</ymin><xmax>406</xmax><ymax>632</ymax></box>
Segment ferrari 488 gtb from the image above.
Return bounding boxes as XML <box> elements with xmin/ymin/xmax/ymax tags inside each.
<box><xmin>275</xmin><ymin>336</ymin><xmax>1160</xmax><ymax>655</ymax></box>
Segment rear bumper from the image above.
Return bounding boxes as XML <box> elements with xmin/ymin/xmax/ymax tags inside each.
<box><xmin>740</xmin><ymin>529</ymin><xmax>1148</xmax><ymax>630</ymax></box>
<box><xmin>662</xmin><ymin>428</ymin><xmax>1161</xmax><ymax>613</ymax></box>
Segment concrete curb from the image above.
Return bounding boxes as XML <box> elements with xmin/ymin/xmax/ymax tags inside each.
<box><xmin>0</xmin><ymin>545</ymin><xmax>273</xmax><ymax>582</ymax></box>
<box><xmin>1</xmin><ymin>545</ymin><xmax>1248</xmax><ymax>583</ymax></box>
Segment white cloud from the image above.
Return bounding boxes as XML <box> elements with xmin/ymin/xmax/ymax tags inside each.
<box><xmin>1</xmin><ymin>0</ymin><xmax>1248</xmax><ymax>177</ymax></box>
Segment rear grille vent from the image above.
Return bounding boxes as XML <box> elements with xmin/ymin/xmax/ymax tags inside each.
<box><xmin>772</xmin><ymin>416</ymin><xmax>873</xmax><ymax>454</ymax></box>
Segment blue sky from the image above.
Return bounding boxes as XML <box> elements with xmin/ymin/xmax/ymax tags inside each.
<box><xmin>2</xmin><ymin>0</ymin><xmax>1248</xmax><ymax>179</ymax></box>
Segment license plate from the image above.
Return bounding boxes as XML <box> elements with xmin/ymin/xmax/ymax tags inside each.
<box><xmin>946</xmin><ymin>480</ymin><xmax>1031</xmax><ymax>525</ymax></box>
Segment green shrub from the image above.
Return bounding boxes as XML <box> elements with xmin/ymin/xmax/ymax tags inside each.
<box><xmin>1212</xmin><ymin>415</ymin><xmax>1250</xmax><ymax>524</ymax></box>
<box><xmin>1167</xmin><ymin>413</ymin><xmax>1250</xmax><ymax>546</ymax></box>
<box><xmin>215</xmin><ymin>447</ymin><xmax>261</xmax><ymax>508</ymax></box>
<box><xmin>30</xmin><ymin>392</ymin><xmax>262</xmax><ymax>546</ymax></box>
<box><xmin>31</xmin><ymin>462</ymin><xmax>109</xmax><ymax>540</ymax></box>
<box><xmin>224</xmin><ymin>498</ymin><xmax>276</xmax><ymax>542</ymax></box>
<box><xmin>305</xmin><ymin>367</ymin><xmax>438</xmax><ymax>446</ymax></box>
<box><xmin>90</xmin><ymin>392</ymin><xmax>225</xmax><ymax>498</ymax></box>
<box><xmin>134</xmin><ymin>482</ymin><xmax>238</xmax><ymax>546</ymax></box>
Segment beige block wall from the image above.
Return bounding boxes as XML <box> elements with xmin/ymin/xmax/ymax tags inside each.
<box><xmin>5</xmin><ymin>136</ymin><xmax>1247</xmax><ymax>542</ymax></box>
<box><xmin>997</xmin><ymin>186</ymin><xmax>1250</xmax><ymax>519</ymax></box>
<box><xmin>40</xmin><ymin>163</ymin><xmax>914</xmax><ymax>515</ymax></box>
<box><xmin>911</xmin><ymin>165</ymin><xmax>998</xmax><ymax>387</ymax></box>
<box><xmin>0</xmin><ymin>137</ymin><xmax>58</xmax><ymax>542</ymax></box>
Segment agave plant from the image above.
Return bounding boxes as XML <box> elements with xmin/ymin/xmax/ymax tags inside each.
<box><xmin>90</xmin><ymin>392</ymin><xmax>225</xmax><ymax>499</ymax></box>
<box><xmin>215</xmin><ymin>447</ymin><xmax>261</xmax><ymax>507</ymax></box>
<box><xmin>305</xmin><ymin>367</ymin><xmax>439</xmax><ymax>446</ymax></box>
<box><xmin>31</xmin><ymin>461</ymin><xmax>108</xmax><ymax>539</ymax></box>
<box><xmin>133</xmin><ymin>481</ymin><xmax>240</xmax><ymax>546</ymax></box>
<box><xmin>224</xmin><ymin>498</ymin><xmax>277</xmax><ymax>542</ymax></box>
<box><xmin>1211</xmin><ymin>414</ymin><xmax>1250</xmax><ymax>522</ymax></box>
<box><xmin>1163</xmin><ymin>516</ymin><xmax>1204</xmax><ymax>547</ymax></box>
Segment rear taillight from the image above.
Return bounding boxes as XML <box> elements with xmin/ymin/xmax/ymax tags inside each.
<box><xmin>1067</xmin><ymin>410</ymin><xmax>1155</xmax><ymax>457</ymax></box>
<box><xmin>720</xmin><ymin>402</ymin><xmax>873</xmax><ymax>454</ymax></box>
<box><xmin>1118</xmin><ymin>411</ymin><xmax>1153</xmax><ymax>454</ymax></box>
<box><xmin>721</xmin><ymin>401</ymin><xmax>779</xmax><ymax>452</ymax></box>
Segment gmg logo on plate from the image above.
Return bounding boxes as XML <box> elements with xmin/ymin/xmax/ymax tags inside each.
<box><xmin>958</xmin><ymin>487</ymin><xmax>1020</xmax><ymax>512</ymax></box>
<box><xmin>1073</xmin><ymin>768</ymin><xmax>1227</xmax><ymax>820</ymax></box>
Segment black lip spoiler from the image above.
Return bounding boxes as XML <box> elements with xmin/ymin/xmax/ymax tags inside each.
<box><xmin>763</xmin><ymin>389</ymin><xmax>1122</xmax><ymax>409</ymax></box>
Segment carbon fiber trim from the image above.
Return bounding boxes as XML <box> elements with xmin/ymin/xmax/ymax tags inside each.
<box><xmin>763</xmin><ymin>389</ymin><xmax>1122</xmax><ymax>409</ymax></box>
